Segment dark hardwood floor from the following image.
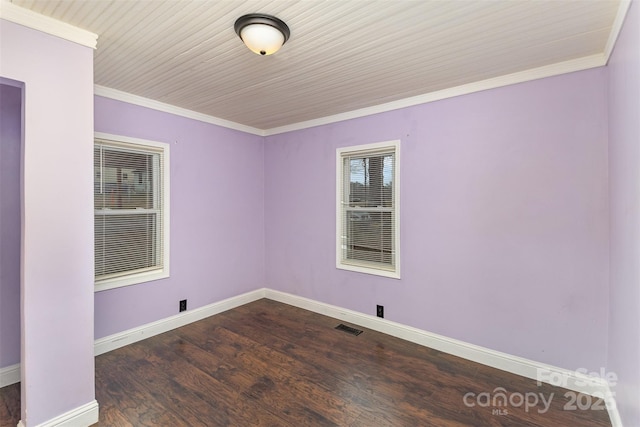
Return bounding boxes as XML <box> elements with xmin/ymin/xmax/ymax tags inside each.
<box><xmin>0</xmin><ymin>380</ymin><xmax>19</xmax><ymax>427</ymax></box>
<box><xmin>1</xmin><ymin>298</ymin><xmax>611</xmax><ymax>426</ymax></box>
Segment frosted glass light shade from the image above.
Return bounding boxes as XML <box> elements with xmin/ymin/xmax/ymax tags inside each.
<box><xmin>240</xmin><ymin>24</ymin><xmax>285</xmax><ymax>55</ymax></box>
<box><xmin>234</xmin><ymin>14</ymin><xmax>290</xmax><ymax>56</ymax></box>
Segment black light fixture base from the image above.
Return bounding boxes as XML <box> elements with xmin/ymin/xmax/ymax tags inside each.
<box><xmin>234</xmin><ymin>13</ymin><xmax>291</xmax><ymax>45</ymax></box>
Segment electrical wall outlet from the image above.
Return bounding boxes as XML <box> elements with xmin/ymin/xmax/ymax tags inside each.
<box><xmin>376</xmin><ymin>305</ymin><xmax>384</xmax><ymax>318</ymax></box>
<box><xmin>179</xmin><ymin>299</ymin><xmax>187</xmax><ymax>312</ymax></box>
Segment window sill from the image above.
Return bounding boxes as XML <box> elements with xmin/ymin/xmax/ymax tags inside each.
<box><xmin>95</xmin><ymin>268</ymin><xmax>169</xmax><ymax>292</ymax></box>
<box><xmin>337</xmin><ymin>262</ymin><xmax>400</xmax><ymax>279</ymax></box>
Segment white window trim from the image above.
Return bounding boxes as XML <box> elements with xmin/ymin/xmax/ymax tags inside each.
<box><xmin>336</xmin><ymin>140</ymin><xmax>401</xmax><ymax>279</ymax></box>
<box><xmin>94</xmin><ymin>132</ymin><xmax>170</xmax><ymax>292</ymax></box>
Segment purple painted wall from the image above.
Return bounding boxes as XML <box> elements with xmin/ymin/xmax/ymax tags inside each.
<box><xmin>265</xmin><ymin>68</ymin><xmax>610</xmax><ymax>371</ymax></box>
<box><xmin>607</xmin><ymin>1</ymin><xmax>640</xmax><ymax>425</ymax></box>
<box><xmin>93</xmin><ymin>97</ymin><xmax>265</xmax><ymax>339</ymax></box>
<box><xmin>0</xmin><ymin>83</ymin><xmax>21</xmax><ymax>369</ymax></box>
<box><xmin>3</xmin><ymin>10</ymin><xmax>633</xmax><ymax>425</ymax></box>
<box><xmin>0</xmin><ymin>20</ymin><xmax>96</xmax><ymax>425</ymax></box>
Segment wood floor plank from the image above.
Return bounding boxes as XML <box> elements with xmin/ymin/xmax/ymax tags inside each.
<box><xmin>0</xmin><ymin>382</ymin><xmax>20</xmax><ymax>426</ymax></box>
<box><xmin>95</xmin><ymin>350</ymin><xmax>196</xmax><ymax>426</ymax></box>
<box><xmin>173</xmin><ymin>324</ymin><xmax>356</xmax><ymax>426</ymax></box>
<box><xmin>218</xmin><ymin>328</ymin><xmax>363</xmax><ymax>425</ymax></box>
<box><xmin>0</xmin><ymin>298</ymin><xmax>612</xmax><ymax>426</ymax></box>
<box><xmin>111</xmin><ymin>328</ymin><xmax>292</xmax><ymax>427</ymax></box>
<box><xmin>142</xmin><ymin>330</ymin><xmax>301</xmax><ymax>426</ymax></box>
<box><xmin>217</xmin><ymin>302</ymin><xmax>491</xmax><ymax>423</ymax></box>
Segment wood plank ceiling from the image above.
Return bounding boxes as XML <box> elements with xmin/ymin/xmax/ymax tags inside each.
<box><xmin>10</xmin><ymin>0</ymin><xmax>623</xmax><ymax>131</ymax></box>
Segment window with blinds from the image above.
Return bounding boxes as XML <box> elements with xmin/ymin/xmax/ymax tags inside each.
<box><xmin>94</xmin><ymin>134</ymin><xmax>170</xmax><ymax>291</ymax></box>
<box><xmin>336</xmin><ymin>140</ymin><xmax>400</xmax><ymax>279</ymax></box>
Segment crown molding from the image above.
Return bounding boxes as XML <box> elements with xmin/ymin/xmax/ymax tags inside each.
<box><xmin>0</xmin><ymin>1</ymin><xmax>97</xmax><ymax>49</ymax></box>
<box><xmin>604</xmin><ymin>0</ymin><xmax>632</xmax><ymax>63</ymax></box>
<box><xmin>264</xmin><ymin>54</ymin><xmax>606</xmax><ymax>136</ymax></box>
<box><xmin>94</xmin><ymin>85</ymin><xmax>265</xmax><ymax>137</ymax></box>
<box><xmin>96</xmin><ymin>53</ymin><xmax>605</xmax><ymax>139</ymax></box>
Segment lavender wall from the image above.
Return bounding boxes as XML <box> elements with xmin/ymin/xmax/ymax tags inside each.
<box><xmin>265</xmin><ymin>68</ymin><xmax>609</xmax><ymax>371</ymax></box>
<box><xmin>0</xmin><ymin>83</ymin><xmax>21</xmax><ymax>370</ymax></box>
<box><xmin>607</xmin><ymin>1</ymin><xmax>640</xmax><ymax>425</ymax></box>
<box><xmin>0</xmin><ymin>20</ymin><xmax>96</xmax><ymax>425</ymax></box>
<box><xmin>94</xmin><ymin>97</ymin><xmax>265</xmax><ymax>339</ymax></box>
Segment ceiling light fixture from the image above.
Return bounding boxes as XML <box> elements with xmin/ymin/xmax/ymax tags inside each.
<box><xmin>234</xmin><ymin>13</ymin><xmax>290</xmax><ymax>56</ymax></box>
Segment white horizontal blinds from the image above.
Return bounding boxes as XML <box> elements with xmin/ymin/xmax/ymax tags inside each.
<box><xmin>341</xmin><ymin>149</ymin><xmax>395</xmax><ymax>269</ymax></box>
<box><xmin>94</xmin><ymin>140</ymin><xmax>164</xmax><ymax>282</ymax></box>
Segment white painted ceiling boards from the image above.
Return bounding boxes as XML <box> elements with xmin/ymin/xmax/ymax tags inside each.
<box><xmin>7</xmin><ymin>0</ymin><xmax>627</xmax><ymax>133</ymax></box>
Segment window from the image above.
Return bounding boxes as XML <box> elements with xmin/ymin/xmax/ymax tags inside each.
<box><xmin>94</xmin><ymin>133</ymin><xmax>170</xmax><ymax>291</ymax></box>
<box><xmin>336</xmin><ymin>140</ymin><xmax>400</xmax><ymax>278</ymax></box>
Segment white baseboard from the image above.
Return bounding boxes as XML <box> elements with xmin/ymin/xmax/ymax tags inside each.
<box><xmin>263</xmin><ymin>289</ymin><xmax>622</xmax><ymax>427</ymax></box>
<box><xmin>0</xmin><ymin>363</ymin><xmax>20</xmax><ymax>388</ymax></box>
<box><xmin>17</xmin><ymin>400</ymin><xmax>99</xmax><ymax>427</ymax></box>
<box><xmin>3</xmin><ymin>287</ymin><xmax>621</xmax><ymax>427</ymax></box>
<box><xmin>94</xmin><ymin>288</ymin><xmax>266</xmax><ymax>356</ymax></box>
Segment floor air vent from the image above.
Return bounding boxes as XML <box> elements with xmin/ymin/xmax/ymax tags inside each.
<box><xmin>335</xmin><ymin>324</ymin><xmax>363</xmax><ymax>336</ymax></box>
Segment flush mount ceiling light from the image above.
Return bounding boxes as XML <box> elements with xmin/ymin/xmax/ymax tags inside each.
<box><xmin>234</xmin><ymin>13</ymin><xmax>290</xmax><ymax>56</ymax></box>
